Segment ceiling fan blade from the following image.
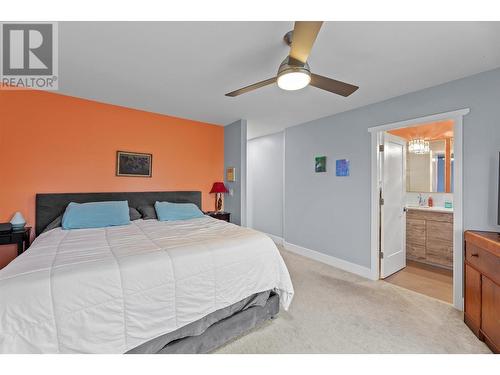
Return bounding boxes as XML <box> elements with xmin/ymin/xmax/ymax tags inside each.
<box><xmin>310</xmin><ymin>73</ymin><xmax>359</xmax><ymax>97</ymax></box>
<box><xmin>225</xmin><ymin>77</ymin><xmax>277</xmax><ymax>97</ymax></box>
<box><xmin>289</xmin><ymin>21</ymin><xmax>323</xmax><ymax>64</ymax></box>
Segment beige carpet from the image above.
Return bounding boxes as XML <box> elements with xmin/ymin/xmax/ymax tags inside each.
<box><xmin>215</xmin><ymin>248</ymin><xmax>491</xmax><ymax>354</ymax></box>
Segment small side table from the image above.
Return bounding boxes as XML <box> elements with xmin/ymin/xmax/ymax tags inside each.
<box><xmin>204</xmin><ymin>211</ymin><xmax>231</xmax><ymax>223</ymax></box>
<box><xmin>0</xmin><ymin>227</ymin><xmax>31</xmax><ymax>256</ymax></box>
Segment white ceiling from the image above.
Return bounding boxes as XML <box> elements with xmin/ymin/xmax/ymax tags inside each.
<box><xmin>58</xmin><ymin>22</ymin><xmax>500</xmax><ymax>139</ymax></box>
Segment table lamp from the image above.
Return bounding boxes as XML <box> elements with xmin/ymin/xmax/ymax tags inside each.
<box><xmin>210</xmin><ymin>182</ymin><xmax>229</xmax><ymax>212</ymax></box>
<box><xmin>10</xmin><ymin>211</ymin><xmax>26</xmax><ymax>230</ymax></box>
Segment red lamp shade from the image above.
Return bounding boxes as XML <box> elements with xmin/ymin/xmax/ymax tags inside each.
<box><xmin>210</xmin><ymin>182</ymin><xmax>229</xmax><ymax>194</ymax></box>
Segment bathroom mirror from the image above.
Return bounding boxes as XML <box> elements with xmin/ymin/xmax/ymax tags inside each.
<box><xmin>406</xmin><ymin>139</ymin><xmax>454</xmax><ymax>193</ymax></box>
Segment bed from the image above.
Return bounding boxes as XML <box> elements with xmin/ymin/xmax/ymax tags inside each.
<box><xmin>0</xmin><ymin>191</ymin><xmax>294</xmax><ymax>354</ymax></box>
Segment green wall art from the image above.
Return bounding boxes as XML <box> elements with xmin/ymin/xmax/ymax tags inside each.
<box><xmin>315</xmin><ymin>156</ymin><xmax>326</xmax><ymax>173</ymax></box>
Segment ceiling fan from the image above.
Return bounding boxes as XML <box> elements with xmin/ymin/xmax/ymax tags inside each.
<box><xmin>225</xmin><ymin>21</ymin><xmax>359</xmax><ymax>98</ymax></box>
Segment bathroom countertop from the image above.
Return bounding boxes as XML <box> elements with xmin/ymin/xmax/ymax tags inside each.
<box><xmin>406</xmin><ymin>205</ymin><xmax>454</xmax><ymax>213</ymax></box>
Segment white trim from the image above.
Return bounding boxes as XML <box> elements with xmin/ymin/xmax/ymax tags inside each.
<box><xmin>368</xmin><ymin>109</ymin><xmax>470</xmax><ymax>133</ymax></box>
<box><xmin>452</xmin><ymin>116</ymin><xmax>464</xmax><ymax>311</ymax></box>
<box><xmin>282</xmin><ymin>131</ymin><xmax>286</xmax><ymax>246</ymax></box>
<box><xmin>240</xmin><ymin>119</ymin><xmax>248</xmax><ymax>227</ymax></box>
<box><xmin>266</xmin><ymin>233</ymin><xmax>284</xmax><ymax>246</ymax></box>
<box><xmin>369</xmin><ymin>108</ymin><xmax>468</xmax><ymax>310</ymax></box>
<box><xmin>283</xmin><ymin>241</ymin><xmax>374</xmax><ymax>280</ymax></box>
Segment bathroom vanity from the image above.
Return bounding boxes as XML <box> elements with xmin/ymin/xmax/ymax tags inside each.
<box><xmin>406</xmin><ymin>207</ymin><xmax>453</xmax><ymax>269</ymax></box>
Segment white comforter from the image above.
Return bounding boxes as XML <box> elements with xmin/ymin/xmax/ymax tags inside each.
<box><xmin>0</xmin><ymin>217</ymin><xmax>293</xmax><ymax>353</ymax></box>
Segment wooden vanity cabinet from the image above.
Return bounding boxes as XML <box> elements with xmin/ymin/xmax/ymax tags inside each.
<box><xmin>406</xmin><ymin>209</ymin><xmax>453</xmax><ymax>269</ymax></box>
<box><xmin>464</xmin><ymin>231</ymin><xmax>500</xmax><ymax>353</ymax></box>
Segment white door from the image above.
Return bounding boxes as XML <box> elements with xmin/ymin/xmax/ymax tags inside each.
<box><xmin>380</xmin><ymin>133</ymin><xmax>406</xmax><ymax>278</ymax></box>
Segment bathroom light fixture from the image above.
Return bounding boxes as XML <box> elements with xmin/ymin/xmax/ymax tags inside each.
<box><xmin>408</xmin><ymin>139</ymin><xmax>430</xmax><ymax>154</ymax></box>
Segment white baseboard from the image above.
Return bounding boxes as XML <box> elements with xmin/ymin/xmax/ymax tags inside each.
<box><xmin>283</xmin><ymin>241</ymin><xmax>374</xmax><ymax>280</ymax></box>
<box><xmin>265</xmin><ymin>233</ymin><xmax>284</xmax><ymax>246</ymax></box>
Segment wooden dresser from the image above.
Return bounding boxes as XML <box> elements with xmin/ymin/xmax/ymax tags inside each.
<box><xmin>406</xmin><ymin>209</ymin><xmax>453</xmax><ymax>269</ymax></box>
<box><xmin>464</xmin><ymin>231</ymin><xmax>500</xmax><ymax>353</ymax></box>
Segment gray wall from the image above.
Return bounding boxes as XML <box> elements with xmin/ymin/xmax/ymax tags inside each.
<box><xmin>247</xmin><ymin>132</ymin><xmax>284</xmax><ymax>237</ymax></box>
<box><xmin>284</xmin><ymin>67</ymin><xmax>500</xmax><ymax>268</ymax></box>
<box><xmin>224</xmin><ymin>119</ymin><xmax>247</xmax><ymax>225</ymax></box>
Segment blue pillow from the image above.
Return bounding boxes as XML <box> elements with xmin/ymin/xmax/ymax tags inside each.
<box><xmin>154</xmin><ymin>201</ymin><xmax>205</xmax><ymax>221</ymax></box>
<box><xmin>62</xmin><ymin>201</ymin><xmax>130</xmax><ymax>230</ymax></box>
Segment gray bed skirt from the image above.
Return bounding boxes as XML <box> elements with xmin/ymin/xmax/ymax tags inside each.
<box><xmin>126</xmin><ymin>291</ymin><xmax>279</xmax><ymax>354</ymax></box>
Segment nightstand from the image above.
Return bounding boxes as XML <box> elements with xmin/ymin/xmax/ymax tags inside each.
<box><xmin>0</xmin><ymin>227</ymin><xmax>31</xmax><ymax>256</ymax></box>
<box><xmin>204</xmin><ymin>211</ymin><xmax>231</xmax><ymax>223</ymax></box>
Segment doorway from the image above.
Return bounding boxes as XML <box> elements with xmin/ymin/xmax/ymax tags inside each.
<box><xmin>369</xmin><ymin>109</ymin><xmax>468</xmax><ymax>310</ymax></box>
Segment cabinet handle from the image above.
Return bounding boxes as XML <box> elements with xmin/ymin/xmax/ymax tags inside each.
<box><xmin>471</xmin><ymin>253</ymin><xmax>479</xmax><ymax>257</ymax></box>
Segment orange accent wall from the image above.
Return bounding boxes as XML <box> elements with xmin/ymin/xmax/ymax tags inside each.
<box><xmin>0</xmin><ymin>89</ymin><xmax>224</xmax><ymax>268</ymax></box>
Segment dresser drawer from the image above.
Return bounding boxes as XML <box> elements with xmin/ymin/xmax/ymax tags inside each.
<box><xmin>463</xmin><ymin>231</ymin><xmax>500</xmax><ymax>354</ymax></box>
<box><xmin>466</xmin><ymin>243</ymin><xmax>500</xmax><ymax>285</ymax></box>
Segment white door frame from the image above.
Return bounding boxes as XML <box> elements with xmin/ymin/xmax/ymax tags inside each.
<box><xmin>368</xmin><ymin>108</ymin><xmax>469</xmax><ymax>310</ymax></box>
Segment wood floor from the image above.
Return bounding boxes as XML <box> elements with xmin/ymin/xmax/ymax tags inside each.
<box><xmin>384</xmin><ymin>260</ymin><xmax>453</xmax><ymax>303</ymax></box>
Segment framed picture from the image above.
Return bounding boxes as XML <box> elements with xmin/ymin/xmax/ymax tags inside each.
<box><xmin>226</xmin><ymin>167</ymin><xmax>236</xmax><ymax>182</ymax></box>
<box><xmin>336</xmin><ymin>159</ymin><xmax>350</xmax><ymax>176</ymax></box>
<box><xmin>315</xmin><ymin>156</ymin><xmax>327</xmax><ymax>173</ymax></box>
<box><xmin>116</xmin><ymin>151</ymin><xmax>152</xmax><ymax>177</ymax></box>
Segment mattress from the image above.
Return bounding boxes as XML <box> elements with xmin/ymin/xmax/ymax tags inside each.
<box><xmin>0</xmin><ymin>217</ymin><xmax>294</xmax><ymax>353</ymax></box>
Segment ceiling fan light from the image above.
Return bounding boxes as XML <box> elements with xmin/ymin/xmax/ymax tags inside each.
<box><xmin>277</xmin><ymin>70</ymin><xmax>311</xmax><ymax>91</ymax></box>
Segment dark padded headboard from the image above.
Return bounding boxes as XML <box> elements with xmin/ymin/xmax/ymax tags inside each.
<box><xmin>35</xmin><ymin>191</ymin><xmax>202</xmax><ymax>236</ymax></box>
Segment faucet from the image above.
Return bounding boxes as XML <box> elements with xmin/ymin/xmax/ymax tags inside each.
<box><xmin>418</xmin><ymin>193</ymin><xmax>427</xmax><ymax>207</ymax></box>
